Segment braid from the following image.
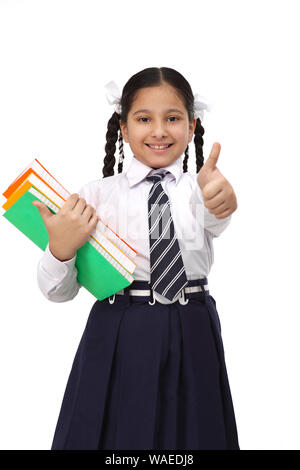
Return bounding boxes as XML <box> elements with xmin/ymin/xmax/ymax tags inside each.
<box><xmin>182</xmin><ymin>118</ymin><xmax>205</xmax><ymax>173</ymax></box>
<box><xmin>183</xmin><ymin>145</ymin><xmax>189</xmax><ymax>173</ymax></box>
<box><xmin>117</xmin><ymin>128</ymin><xmax>125</xmax><ymax>174</ymax></box>
<box><xmin>103</xmin><ymin>111</ymin><xmax>122</xmax><ymax>178</ymax></box>
<box><xmin>194</xmin><ymin>117</ymin><xmax>205</xmax><ymax>173</ymax></box>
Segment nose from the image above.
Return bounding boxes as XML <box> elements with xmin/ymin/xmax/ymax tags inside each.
<box><xmin>150</xmin><ymin>119</ymin><xmax>168</xmax><ymax>138</ymax></box>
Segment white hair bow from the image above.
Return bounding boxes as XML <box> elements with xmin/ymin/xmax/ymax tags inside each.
<box><xmin>104</xmin><ymin>80</ymin><xmax>212</xmax><ymax>120</ymax></box>
<box><xmin>193</xmin><ymin>93</ymin><xmax>212</xmax><ymax>121</ymax></box>
<box><xmin>104</xmin><ymin>80</ymin><xmax>122</xmax><ymax>115</ymax></box>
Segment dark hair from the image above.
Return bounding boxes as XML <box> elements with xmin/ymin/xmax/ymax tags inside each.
<box><xmin>102</xmin><ymin>67</ymin><xmax>205</xmax><ymax>177</ymax></box>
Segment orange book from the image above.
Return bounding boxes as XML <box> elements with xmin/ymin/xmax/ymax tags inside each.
<box><xmin>3</xmin><ymin>158</ymin><xmax>70</xmax><ymax>200</ymax></box>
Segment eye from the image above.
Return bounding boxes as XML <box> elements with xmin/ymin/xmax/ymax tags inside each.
<box><xmin>137</xmin><ymin>116</ymin><xmax>179</xmax><ymax>123</ymax></box>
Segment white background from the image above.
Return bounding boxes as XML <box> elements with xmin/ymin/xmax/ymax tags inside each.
<box><xmin>0</xmin><ymin>0</ymin><xmax>299</xmax><ymax>450</ymax></box>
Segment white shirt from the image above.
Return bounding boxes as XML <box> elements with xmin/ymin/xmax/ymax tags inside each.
<box><xmin>36</xmin><ymin>154</ymin><xmax>232</xmax><ymax>304</ymax></box>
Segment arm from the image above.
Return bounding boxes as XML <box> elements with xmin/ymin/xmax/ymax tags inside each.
<box><xmin>37</xmin><ymin>243</ymin><xmax>81</xmax><ymax>302</ymax></box>
<box><xmin>196</xmin><ymin>142</ymin><xmax>237</xmax><ymax>236</ymax></box>
<box><xmin>34</xmin><ymin>182</ymin><xmax>99</xmax><ymax>303</ymax></box>
<box><xmin>190</xmin><ymin>180</ymin><xmax>232</xmax><ymax>238</ymax></box>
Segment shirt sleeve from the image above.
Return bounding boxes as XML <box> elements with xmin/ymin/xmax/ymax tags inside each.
<box><xmin>189</xmin><ymin>176</ymin><xmax>232</xmax><ymax>238</ymax></box>
<box><xmin>36</xmin><ymin>243</ymin><xmax>81</xmax><ymax>302</ymax></box>
<box><xmin>36</xmin><ymin>181</ymin><xmax>99</xmax><ymax>303</ymax></box>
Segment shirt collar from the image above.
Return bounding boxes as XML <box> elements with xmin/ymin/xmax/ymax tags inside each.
<box><xmin>125</xmin><ymin>154</ymin><xmax>183</xmax><ymax>188</ymax></box>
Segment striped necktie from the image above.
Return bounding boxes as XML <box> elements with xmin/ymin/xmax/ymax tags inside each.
<box><xmin>146</xmin><ymin>171</ymin><xmax>188</xmax><ymax>301</ymax></box>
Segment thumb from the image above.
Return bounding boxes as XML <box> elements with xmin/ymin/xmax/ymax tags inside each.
<box><xmin>32</xmin><ymin>200</ymin><xmax>53</xmax><ymax>224</ymax></box>
<box><xmin>204</xmin><ymin>142</ymin><xmax>221</xmax><ymax>172</ymax></box>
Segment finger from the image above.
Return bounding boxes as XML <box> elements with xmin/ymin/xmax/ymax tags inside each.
<box><xmin>202</xmin><ymin>179</ymin><xmax>223</xmax><ymax>200</ymax></box>
<box><xmin>61</xmin><ymin>193</ymin><xmax>80</xmax><ymax>212</ymax></box>
<box><xmin>204</xmin><ymin>192</ymin><xmax>226</xmax><ymax>210</ymax></box>
<box><xmin>32</xmin><ymin>200</ymin><xmax>53</xmax><ymax>223</ymax></box>
<box><xmin>88</xmin><ymin>213</ymin><xmax>99</xmax><ymax>228</ymax></box>
<box><xmin>72</xmin><ymin>197</ymin><xmax>89</xmax><ymax>216</ymax></box>
<box><xmin>204</xmin><ymin>142</ymin><xmax>221</xmax><ymax>172</ymax></box>
<box><xmin>80</xmin><ymin>204</ymin><xmax>94</xmax><ymax>222</ymax></box>
<box><xmin>212</xmin><ymin>203</ymin><xmax>229</xmax><ymax>215</ymax></box>
<box><xmin>214</xmin><ymin>208</ymin><xmax>232</xmax><ymax>219</ymax></box>
<box><xmin>208</xmin><ymin>201</ymin><xmax>227</xmax><ymax>214</ymax></box>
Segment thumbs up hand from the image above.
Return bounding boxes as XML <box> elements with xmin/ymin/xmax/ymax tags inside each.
<box><xmin>197</xmin><ymin>142</ymin><xmax>237</xmax><ymax>219</ymax></box>
<box><xmin>32</xmin><ymin>194</ymin><xmax>99</xmax><ymax>261</ymax></box>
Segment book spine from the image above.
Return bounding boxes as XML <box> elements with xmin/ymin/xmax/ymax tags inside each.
<box><xmin>90</xmin><ymin>228</ymin><xmax>136</xmax><ymax>273</ymax></box>
<box><xmin>33</xmin><ymin>159</ymin><xmax>71</xmax><ymax>200</ymax></box>
<box><xmin>95</xmin><ymin>220</ymin><xmax>137</xmax><ymax>260</ymax></box>
<box><xmin>34</xmin><ymin>158</ymin><xmax>71</xmax><ymax>199</ymax></box>
<box><xmin>29</xmin><ymin>174</ymin><xmax>66</xmax><ymax>207</ymax></box>
<box><xmin>88</xmin><ymin>237</ymin><xmax>134</xmax><ymax>283</ymax></box>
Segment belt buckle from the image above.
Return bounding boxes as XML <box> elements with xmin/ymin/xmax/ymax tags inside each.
<box><xmin>178</xmin><ymin>288</ymin><xmax>189</xmax><ymax>305</ymax></box>
<box><xmin>148</xmin><ymin>287</ymin><xmax>156</xmax><ymax>305</ymax></box>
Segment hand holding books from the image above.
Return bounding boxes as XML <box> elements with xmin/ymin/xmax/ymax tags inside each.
<box><xmin>32</xmin><ymin>193</ymin><xmax>99</xmax><ymax>262</ymax></box>
<box><xmin>2</xmin><ymin>158</ymin><xmax>137</xmax><ymax>301</ymax></box>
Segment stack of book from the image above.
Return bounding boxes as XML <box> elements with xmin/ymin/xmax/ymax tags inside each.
<box><xmin>2</xmin><ymin>159</ymin><xmax>137</xmax><ymax>301</ymax></box>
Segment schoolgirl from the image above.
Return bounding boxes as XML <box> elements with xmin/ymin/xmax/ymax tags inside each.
<box><xmin>34</xmin><ymin>66</ymin><xmax>239</xmax><ymax>450</ymax></box>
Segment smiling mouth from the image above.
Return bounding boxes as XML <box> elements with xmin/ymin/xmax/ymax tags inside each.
<box><xmin>145</xmin><ymin>144</ymin><xmax>173</xmax><ymax>148</ymax></box>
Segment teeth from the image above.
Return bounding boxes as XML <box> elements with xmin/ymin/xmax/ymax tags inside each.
<box><xmin>148</xmin><ymin>145</ymin><xmax>170</xmax><ymax>149</ymax></box>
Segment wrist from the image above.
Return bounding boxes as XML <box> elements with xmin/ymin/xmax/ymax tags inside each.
<box><xmin>49</xmin><ymin>243</ymin><xmax>76</xmax><ymax>262</ymax></box>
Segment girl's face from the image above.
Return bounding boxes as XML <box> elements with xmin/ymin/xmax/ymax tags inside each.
<box><xmin>120</xmin><ymin>83</ymin><xmax>197</xmax><ymax>169</ymax></box>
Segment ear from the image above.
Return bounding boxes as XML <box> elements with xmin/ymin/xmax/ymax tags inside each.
<box><xmin>119</xmin><ymin>120</ymin><xmax>129</xmax><ymax>143</ymax></box>
<box><xmin>188</xmin><ymin>117</ymin><xmax>197</xmax><ymax>143</ymax></box>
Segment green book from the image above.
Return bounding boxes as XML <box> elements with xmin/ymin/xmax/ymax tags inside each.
<box><xmin>3</xmin><ymin>188</ymin><xmax>133</xmax><ymax>301</ymax></box>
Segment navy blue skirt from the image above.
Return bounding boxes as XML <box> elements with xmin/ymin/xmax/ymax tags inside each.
<box><xmin>51</xmin><ymin>279</ymin><xmax>239</xmax><ymax>450</ymax></box>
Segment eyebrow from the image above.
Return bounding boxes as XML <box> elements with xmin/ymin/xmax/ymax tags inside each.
<box><xmin>132</xmin><ymin>108</ymin><xmax>185</xmax><ymax>116</ymax></box>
